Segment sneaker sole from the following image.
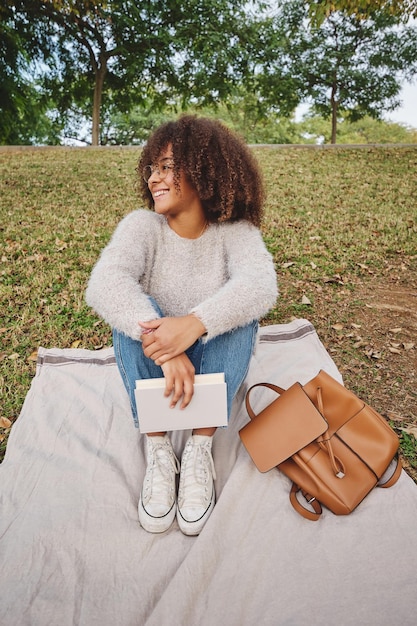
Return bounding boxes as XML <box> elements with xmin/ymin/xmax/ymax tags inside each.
<box><xmin>177</xmin><ymin>491</ymin><xmax>215</xmax><ymax>536</ymax></box>
<box><xmin>138</xmin><ymin>497</ymin><xmax>176</xmax><ymax>534</ymax></box>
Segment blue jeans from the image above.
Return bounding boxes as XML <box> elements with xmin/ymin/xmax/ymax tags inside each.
<box><xmin>113</xmin><ymin>305</ymin><xmax>258</xmax><ymax>429</ymax></box>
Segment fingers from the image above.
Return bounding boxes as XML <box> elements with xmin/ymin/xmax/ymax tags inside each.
<box><xmin>141</xmin><ymin>333</ymin><xmax>154</xmax><ymax>349</ymax></box>
<box><xmin>161</xmin><ymin>356</ymin><xmax>195</xmax><ymax>409</ymax></box>
<box><xmin>167</xmin><ymin>376</ymin><xmax>194</xmax><ymax>409</ymax></box>
<box><xmin>165</xmin><ymin>375</ymin><xmax>194</xmax><ymax>409</ymax></box>
<box><xmin>139</xmin><ymin>316</ymin><xmax>205</xmax><ymax>363</ymax></box>
<box><xmin>179</xmin><ymin>377</ymin><xmax>194</xmax><ymax>409</ymax></box>
<box><xmin>144</xmin><ymin>347</ymin><xmax>171</xmax><ymax>365</ymax></box>
<box><xmin>142</xmin><ymin>339</ymin><xmax>179</xmax><ymax>365</ymax></box>
<box><xmin>140</xmin><ymin>326</ymin><xmax>177</xmax><ymax>363</ymax></box>
<box><xmin>139</xmin><ymin>319</ymin><xmax>161</xmax><ymax>332</ymax></box>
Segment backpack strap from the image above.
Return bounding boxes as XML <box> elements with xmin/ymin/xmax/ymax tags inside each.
<box><xmin>289</xmin><ymin>484</ymin><xmax>322</xmax><ymax>521</ymax></box>
<box><xmin>377</xmin><ymin>456</ymin><xmax>402</xmax><ymax>488</ymax></box>
<box><xmin>245</xmin><ymin>382</ymin><xmax>285</xmax><ymax>421</ymax></box>
<box><xmin>290</xmin><ymin>457</ymin><xmax>401</xmax><ymax>522</ymax></box>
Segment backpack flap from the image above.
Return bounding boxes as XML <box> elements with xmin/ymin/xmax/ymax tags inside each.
<box><xmin>240</xmin><ymin>382</ymin><xmax>328</xmax><ymax>472</ymax></box>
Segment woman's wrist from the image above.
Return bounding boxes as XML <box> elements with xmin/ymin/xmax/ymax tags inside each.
<box><xmin>189</xmin><ymin>314</ymin><xmax>207</xmax><ymax>338</ymax></box>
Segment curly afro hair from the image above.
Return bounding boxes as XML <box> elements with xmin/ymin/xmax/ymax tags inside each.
<box><xmin>137</xmin><ymin>115</ymin><xmax>265</xmax><ymax>227</ymax></box>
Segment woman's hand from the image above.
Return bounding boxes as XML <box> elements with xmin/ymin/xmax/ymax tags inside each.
<box><xmin>161</xmin><ymin>353</ymin><xmax>195</xmax><ymax>409</ymax></box>
<box><xmin>139</xmin><ymin>315</ymin><xmax>206</xmax><ymax>365</ymax></box>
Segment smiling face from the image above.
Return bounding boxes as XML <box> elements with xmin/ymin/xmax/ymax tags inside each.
<box><xmin>148</xmin><ymin>145</ymin><xmax>203</xmax><ymax>223</ymax></box>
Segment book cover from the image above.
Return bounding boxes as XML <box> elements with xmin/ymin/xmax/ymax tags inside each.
<box><xmin>134</xmin><ymin>373</ymin><xmax>228</xmax><ymax>433</ymax></box>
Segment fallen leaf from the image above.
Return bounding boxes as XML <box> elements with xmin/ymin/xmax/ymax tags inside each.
<box><xmin>389</xmin><ymin>328</ymin><xmax>402</xmax><ymax>334</ymax></box>
<box><xmin>365</xmin><ymin>349</ymin><xmax>382</xmax><ymax>359</ymax></box>
<box><xmin>386</xmin><ymin>411</ymin><xmax>405</xmax><ymax>422</ymax></box>
<box><xmin>71</xmin><ymin>340</ymin><xmax>81</xmax><ymax>349</ymax></box>
<box><xmin>353</xmin><ymin>340</ymin><xmax>366</xmax><ymax>348</ymax></box>
<box><xmin>28</xmin><ymin>350</ymin><xmax>38</xmax><ymax>362</ymax></box>
<box><xmin>310</xmin><ymin>262</ymin><xmax>317</xmax><ymax>269</ymax></box>
<box><xmin>324</xmin><ymin>275</ymin><xmax>344</xmax><ymax>285</ymax></box>
<box><xmin>301</xmin><ymin>295</ymin><xmax>312</xmax><ymax>305</ymax></box>
<box><xmin>55</xmin><ymin>238</ymin><xmax>68</xmax><ymax>251</ymax></box>
<box><xmin>332</xmin><ymin>323</ymin><xmax>344</xmax><ymax>331</ymax></box>
<box><xmin>282</xmin><ymin>262</ymin><xmax>295</xmax><ymax>268</ymax></box>
<box><xmin>388</xmin><ymin>347</ymin><xmax>402</xmax><ymax>354</ymax></box>
<box><xmin>8</xmin><ymin>353</ymin><xmax>19</xmax><ymax>360</ymax></box>
<box><xmin>403</xmin><ymin>343</ymin><xmax>415</xmax><ymax>351</ymax></box>
<box><xmin>399</xmin><ymin>426</ymin><xmax>417</xmax><ymax>439</ymax></box>
<box><xmin>0</xmin><ymin>417</ymin><xmax>12</xmax><ymax>428</ymax></box>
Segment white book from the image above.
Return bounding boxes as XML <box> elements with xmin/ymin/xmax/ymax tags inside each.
<box><xmin>134</xmin><ymin>373</ymin><xmax>228</xmax><ymax>433</ymax></box>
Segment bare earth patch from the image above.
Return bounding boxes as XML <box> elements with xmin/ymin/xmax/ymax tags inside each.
<box><xmin>300</xmin><ymin>264</ymin><xmax>417</xmax><ymax>481</ymax></box>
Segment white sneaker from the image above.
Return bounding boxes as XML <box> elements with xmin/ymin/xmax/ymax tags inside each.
<box><xmin>139</xmin><ymin>435</ymin><xmax>180</xmax><ymax>533</ymax></box>
<box><xmin>177</xmin><ymin>435</ymin><xmax>216</xmax><ymax>536</ymax></box>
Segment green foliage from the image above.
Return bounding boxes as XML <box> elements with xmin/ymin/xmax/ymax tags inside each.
<box><xmin>101</xmin><ymin>106</ymin><xmax>177</xmax><ymax>146</ymax></box>
<box><xmin>2</xmin><ymin>0</ymin><xmax>417</xmax><ymax>145</ymax></box>
<box><xmin>5</xmin><ymin>0</ymin><xmax>272</xmax><ymax>145</ymax></box>
<box><xmin>207</xmin><ymin>91</ymin><xmax>301</xmax><ymax>144</ymax></box>
<box><xmin>298</xmin><ymin>113</ymin><xmax>417</xmax><ymax>144</ymax></box>
<box><xmin>0</xmin><ymin>1</ymin><xmax>62</xmax><ymax>144</ymax></box>
<box><xmin>102</xmin><ymin>100</ymin><xmax>417</xmax><ymax>145</ymax></box>
<box><xmin>307</xmin><ymin>0</ymin><xmax>417</xmax><ymax>23</ymax></box>
<box><xmin>103</xmin><ymin>98</ymin><xmax>304</xmax><ymax>146</ymax></box>
<box><xmin>278</xmin><ymin>1</ymin><xmax>417</xmax><ymax>142</ymax></box>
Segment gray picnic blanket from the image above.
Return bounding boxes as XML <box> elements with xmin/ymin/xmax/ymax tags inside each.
<box><xmin>1</xmin><ymin>319</ymin><xmax>416</xmax><ymax>625</ymax></box>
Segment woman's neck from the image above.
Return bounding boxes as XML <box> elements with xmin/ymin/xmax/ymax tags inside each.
<box><xmin>166</xmin><ymin>215</ymin><xmax>208</xmax><ymax>239</ymax></box>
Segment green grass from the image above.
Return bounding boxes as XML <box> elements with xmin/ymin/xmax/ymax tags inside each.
<box><xmin>400</xmin><ymin>432</ymin><xmax>417</xmax><ymax>473</ymax></box>
<box><xmin>1</xmin><ymin>145</ymin><xmax>417</xmax><ymax>473</ymax></box>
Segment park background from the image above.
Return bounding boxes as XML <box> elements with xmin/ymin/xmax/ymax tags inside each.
<box><xmin>2</xmin><ymin>0</ymin><xmax>417</xmax><ymax>145</ymax></box>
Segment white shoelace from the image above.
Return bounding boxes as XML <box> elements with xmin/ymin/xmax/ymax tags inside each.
<box><xmin>142</xmin><ymin>441</ymin><xmax>180</xmax><ymax>508</ymax></box>
<box><xmin>179</xmin><ymin>441</ymin><xmax>216</xmax><ymax>508</ymax></box>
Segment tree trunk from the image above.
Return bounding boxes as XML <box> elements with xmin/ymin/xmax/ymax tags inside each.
<box><xmin>330</xmin><ymin>81</ymin><xmax>338</xmax><ymax>144</ymax></box>
<box><xmin>91</xmin><ymin>58</ymin><xmax>107</xmax><ymax>146</ymax></box>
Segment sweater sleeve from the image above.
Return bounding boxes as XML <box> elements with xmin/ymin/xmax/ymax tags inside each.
<box><xmin>85</xmin><ymin>210</ymin><xmax>160</xmax><ymax>340</ymax></box>
<box><xmin>190</xmin><ymin>221</ymin><xmax>278</xmax><ymax>340</ymax></box>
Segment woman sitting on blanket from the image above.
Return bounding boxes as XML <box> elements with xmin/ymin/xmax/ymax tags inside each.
<box><xmin>86</xmin><ymin>115</ymin><xmax>277</xmax><ymax>536</ymax></box>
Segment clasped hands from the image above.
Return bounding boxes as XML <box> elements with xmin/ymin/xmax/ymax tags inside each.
<box><xmin>139</xmin><ymin>314</ymin><xmax>206</xmax><ymax>409</ymax></box>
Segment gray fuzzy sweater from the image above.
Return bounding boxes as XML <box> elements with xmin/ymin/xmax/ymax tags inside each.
<box><xmin>86</xmin><ymin>209</ymin><xmax>278</xmax><ymax>341</ymax></box>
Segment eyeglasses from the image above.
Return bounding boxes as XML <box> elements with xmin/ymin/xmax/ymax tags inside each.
<box><xmin>142</xmin><ymin>161</ymin><xmax>175</xmax><ymax>182</ymax></box>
